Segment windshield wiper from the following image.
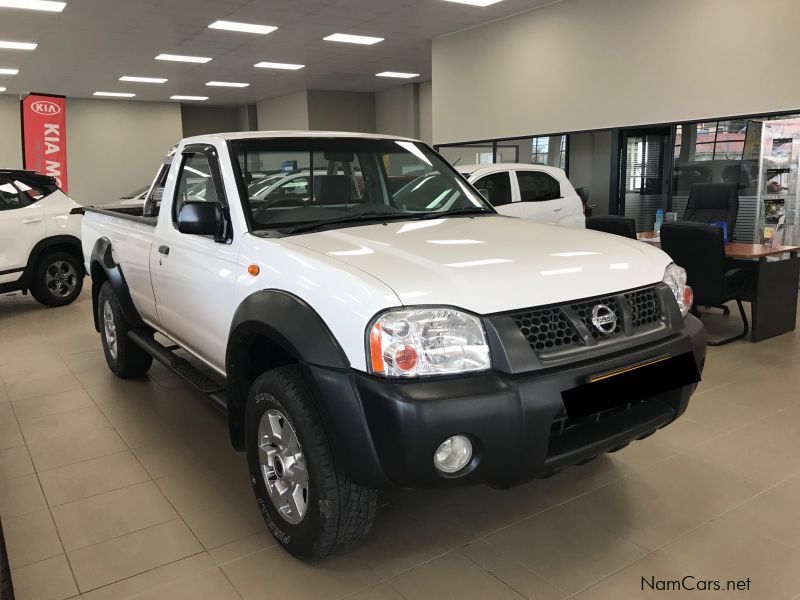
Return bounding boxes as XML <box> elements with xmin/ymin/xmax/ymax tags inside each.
<box><xmin>417</xmin><ymin>207</ymin><xmax>494</xmax><ymax>220</ymax></box>
<box><xmin>278</xmin><ymin>211</ymin><xmax>410</xmax><ymax>234</ymax></box>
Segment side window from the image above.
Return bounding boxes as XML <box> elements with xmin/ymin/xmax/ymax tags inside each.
<box><xmin>473</xmin><ymin>172</ymin><xmax>512</xmax><ymax>207</ymax></box>
<box><xmin>144</xmin><ymin>164</ymin><xmax>170</xmax><ymax>218</ymax></box>
<box><xmin>0</xmin><ymin>179</ymin><xmax>29</xmax><ymax>211</ymax></box>
<box><xmin>13</xmin><ymin>177</ymin><xmax>56</xmax><ymax>201</ymax></box>
<box><xmin>173</xmin><ymin>152</ymin><xmax>223</xmax><ymax>223</ymax></box>
<box><xmin>516</xmin><ymin>171</ymin><xmax>561</xmax><ymax>202</ymax></box>
<box><xmin>267</xmin><ymin>176</ymin><xmax>309</xmax><ymax>199</ymax></box>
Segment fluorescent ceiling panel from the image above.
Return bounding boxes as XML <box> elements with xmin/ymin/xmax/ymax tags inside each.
<box><xmin>120</xmin><ymin>76</ymin><xmax>167</xmax><ymax>83</ymax></box>
<box><xmin>208</xmin><ymin>20</ymin><xmax>277</xmax><ymax>35</ymax></box>
<box><xmin>206</xmin><ymin>81</ymin><xmax>249</xmax><ymax>87</ymax></box>
<box><xmin>94</xmin><ymin>91</ymin><xmax>135</xmax><ymax>97</ymax></box>
<box><xmin>323</xmin><ymin>33</ymin><xmax>383</xmax><ymax>45</ymax></box>
<box><xmin>0</xmin><ymin>40</ymin><xmax>37</xmax><ymax>50</ymax></box>
<box><xmin>442</xmin><ymin>0</ymin><xmax>504</xmax><ymax>5</ymax></box>
<box><xmin>254</xmin><ymin>61</ymin><xmax>304</xmax><ymax>70</ymax></box>
<box><xmin>170</xmin><ymin>95</ymin><xmax>208</xmax><ymax>101</ymax></box>
<box><xmin>156</xmin><ymin>53</ymin><xmax>212</xmax><ymax>63</ymax></box>
<box><xmin>0</xmin><ymin>68</ymin><xmax>19</xmax><ymax>75</ymax></box>
<box><xmin>0</xmin><ymin>1</ymin><xmax>65</xmax><ymax>11</ymax></box>
<box><xmin>376</xmin><ymin>71</ymin><xmax>419</xmax><ymax>78</ymax></box>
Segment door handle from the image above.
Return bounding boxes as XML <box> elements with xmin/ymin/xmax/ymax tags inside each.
<box><xmin>22</xmin><ymin>217</ymin><xmax>41</xmax><ymax>224</ymax></box>
<box><xmin>552</xmin><ymin>207</ymin><xmax>564</xmax><ymax>212</ymax></box>
<box><xmin>158</xmin><ymin>245</ymin><xmax>170</xmax><ymax>255</ymax></box>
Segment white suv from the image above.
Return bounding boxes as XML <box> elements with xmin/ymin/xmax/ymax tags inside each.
<box><xmin>0</xmin><ymin>170</ymin><xmax>84</xmax><ymax>306</ymax></box>
<box><xmin>456</xmin><ymin>163</ymin><xmax>585</xmax><ymax>227</ymax></box>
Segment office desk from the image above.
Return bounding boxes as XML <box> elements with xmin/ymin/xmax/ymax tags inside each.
<box><xmin>638</xmin><ymin>232</ymin><xmax>800</xmax><ymax>341</ymax></box>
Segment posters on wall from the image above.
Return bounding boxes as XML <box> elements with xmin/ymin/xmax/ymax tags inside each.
<box><xmin>20</xmin><ymin>93</ymin><xmax>68</xmax><ymax>192</ymax></box>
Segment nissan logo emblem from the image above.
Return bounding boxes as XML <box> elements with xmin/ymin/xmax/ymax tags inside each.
<box><xmin>591</xmin><ymin>304</ymin><xmax>617</xmax><ymax>334</ymax></box>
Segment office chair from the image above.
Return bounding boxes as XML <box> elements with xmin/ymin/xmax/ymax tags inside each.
<box><xmin>660</xmin><ymin>222</ymin><xmax>748</xmax><ymax>345</ymax></box>
<box><xmin>585</xmin><ymin>215</ymin><xmax>637</xmax><ymax>239</ymax></box>
<box><xmin>683</xmin><ymin>182</ymin><xmax>739</xmax><ymax>234</ymax></box>
<box><xmin>575</xmin><ymin>187</ymin><xmax>594</xmax><ymax>217</ymax></box>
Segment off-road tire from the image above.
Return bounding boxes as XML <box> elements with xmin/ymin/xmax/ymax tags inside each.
<box><xmin>29</xmin><ymin>251</ymin><xmax>83</xmax><ymax>307</ymax></box>
<box><xmin>98</xmin><ymin>281</ymin><xmax>152</xmax><ymax>378</ymax></box>
<box><xmin>245</xmin><ymin>365</ymin><xmax>377</xmax><ymax>559</ymax></box>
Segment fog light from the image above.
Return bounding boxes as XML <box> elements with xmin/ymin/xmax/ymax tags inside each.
<box><xmin>434</xmin><ymin>435</ymin><xmax>472</xmax><ymax>474</ymax></box>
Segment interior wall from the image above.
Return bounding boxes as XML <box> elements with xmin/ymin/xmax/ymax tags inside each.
<box><xmin>181</xmin><ymin>105</ymin><xmax>242</xmax><ymax>137</ymax></box>
<box><xmin>0</xmin><ymin>96</ymin><xmax>22</xmax><ymax>169</ymax></box>
<box><xmin>567</xmin><ymin>130</ymin><xmax>613</xmax><ymax>215</ymax></box>
<box><xmin>307</xmin><ymin>91</ymin><xmax>375</xmax><ymax>133</ymax></box>
<box><xmin>375</xmin><ymin>85</ymin><xmax>418</xmax><ymax>138</ymax></box>
<box><xmin>432</xmin><ymin>0</ymin><xmax>800</xmax><ymax>143</ymax></box>
<box><xmin>256</xmin><ymin>91</ymin><xmax>309</xmax><ymax>131</ymax></box>
<box><xmin>66</xmin><ymin>98</ymin><xmax>182</xmax><ymax>206</ymax></box>
<box><xmin>418</xmin><ymin>81</ymin><xmax>432</xmax><ymax>145</ymax></box>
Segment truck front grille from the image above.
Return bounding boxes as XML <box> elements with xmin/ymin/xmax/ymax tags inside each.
<box><xmin>509</xmin><ymin>285</ymin><xmax>665</xmax><ymax>357</ymax></box>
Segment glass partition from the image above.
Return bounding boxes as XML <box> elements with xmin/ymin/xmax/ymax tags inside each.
<box><xmin>438</xmin><ymin>143</ymin><xmax>495</xmax><ymax>167</ymax></box>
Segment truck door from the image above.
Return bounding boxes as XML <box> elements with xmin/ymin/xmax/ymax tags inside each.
<box><xmin>150</xmin><ymin>144</ymin><xmax>238</xmax><ymax>372</ymax></box>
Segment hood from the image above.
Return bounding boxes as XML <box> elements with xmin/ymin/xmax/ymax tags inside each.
<box><xmin>287</xmin><ymin>216</ymin><xmax>672</xmax><ymax>314</ymax></box>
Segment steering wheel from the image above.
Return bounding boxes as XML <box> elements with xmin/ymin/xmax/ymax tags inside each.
<box><xmin>253</xmin><ymin>193</ymin><xmax>306</xmax><ymax>221</ymax></box>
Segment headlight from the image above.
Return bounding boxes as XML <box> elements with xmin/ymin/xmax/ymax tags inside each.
<box><xmin>368</xmin><ymin>308</ymin><xmax>490</xmax><ymax>377</ymax></box>
<box><xmin>663</xmin><ymin>263</ymin><xmax>693</xmax><ymax>317</ymax></box>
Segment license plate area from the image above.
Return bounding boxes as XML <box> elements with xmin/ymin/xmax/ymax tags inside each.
<box><xmin>561</xmin><ymin>352</ymin><xmax>700</xmax><ymax>420</ymax></box>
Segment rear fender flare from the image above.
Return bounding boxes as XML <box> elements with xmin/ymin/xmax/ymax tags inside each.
<box><xmin>89</xmin><ymin>238</ymin><xmax>145</xmax><ymax>331</ymax></box>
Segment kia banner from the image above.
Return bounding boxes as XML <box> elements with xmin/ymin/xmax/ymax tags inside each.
<box><xmin>21</xmin><ymin>93</ymin><xmax>68</xmax><ymax>192</ymax></box>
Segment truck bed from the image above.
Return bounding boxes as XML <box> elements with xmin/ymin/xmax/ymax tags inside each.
<box><xmin>84</xmin><ymin>206</ymin><xmax>158</xmax><ymax>226</ymax></box>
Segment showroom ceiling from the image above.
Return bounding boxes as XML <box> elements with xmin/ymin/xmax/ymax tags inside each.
<box><xmin>0</xmin><ymin>0</ymin><xmax>556</xmax><ymax>105</ymax></box>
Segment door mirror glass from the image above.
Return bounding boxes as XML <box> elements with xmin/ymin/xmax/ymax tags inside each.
<box><xmin>177</xmin><ymin>201</ymin><xmax>220</xmax><ymax>236</ymax></box>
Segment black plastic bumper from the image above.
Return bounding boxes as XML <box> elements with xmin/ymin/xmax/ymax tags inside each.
<box><xmin>307</xmin><ymin>315</ymin><xmax>706</xmax><ymax>489</ymax></box>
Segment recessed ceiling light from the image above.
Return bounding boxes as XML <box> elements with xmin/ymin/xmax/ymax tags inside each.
<box><xmin>442</xmin><ymin>0</ymin><xmax>504</xmax><ymax>5</ymax></box>
<box><xmin>0</xmin><ymin>41</ymin><xmax>37</xmax><ymax>50</ymax></box>
<box><xmin>208</xmin><ymin>20</ymin><xmax>277</xmax><ymax>35</ymax></box>
<box><xmin>94</xmin><ymin>91</ymin><xmax>135</xmax><ymax>98</ymax></box>
<box><xmin>156</xmin><ymin>53</ymin><xmax>212</xmax><ymax>64</ymax></box>
<box><xmin>120</xmin><ymin>76</ymin><xmax>167</xmax><ymax>84</ymax></box>
<box><xmin>0</xmin><ymin>0</ymin><xmax>65</xmax><ymax>12</ymax></box>
<box><xmin>0</xmin><ymin>87</ymin><xmax>6</xmax><ymax>92</ymax></box>
<box><xmin>206</xmin><ymin>81</ymin><xmax>249</xmax><ymax>88</ymax></box>
<box><xmin>170</xmin><ymin>95</ymin><xmax>208</xmax><ymax>101</ymax></box>
<box><xmin>323</xmin><ymin>33</ymin><xmax>383</xmax><ymax>45</ymax></box>
<box><xmin>254</xmin><ymin>61</ymin><xmax>304</xmax><ymax>70</ymax></box>
<box><xmin>0</xmin><ymin>68</ymin><xmax>19</xmax><ymax>75</ymax></box>
<box><xmin>376</xmin><ymin>71</ymin><xmax>419</xmax><ymax>79</ymax></box>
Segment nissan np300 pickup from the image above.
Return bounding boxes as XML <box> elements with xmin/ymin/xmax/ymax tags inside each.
<box><xmin>81</xmin><ymin>132</ymin><xmax>705</xmax><ymax>559</ymax></box>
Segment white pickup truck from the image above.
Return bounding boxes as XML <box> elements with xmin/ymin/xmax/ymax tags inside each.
<box><xmin>82</xmin><ymin>131</ymin><xmax>705</xmax><ymax>559</ymax></box>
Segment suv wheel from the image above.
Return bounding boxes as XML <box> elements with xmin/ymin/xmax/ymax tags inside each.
<box><xmin>245</xmin><ymin>365</ymin><xmax>377</xmax><ymax>559</ymax></box>
<box><xmin>29</xmin><ymin>251</ymin><xmax>84</xmax><ymax>307</ymax></box>
<box><xmin>98</xmin><ymin>282</ymin><xmax>153</xmax><ymax>378</ymax></box>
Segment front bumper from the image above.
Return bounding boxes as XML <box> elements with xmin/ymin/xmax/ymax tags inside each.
<box><xmin>307</xmin><ymin>315</ymin><xmax>706</xmax><ymax>489</ymax></box>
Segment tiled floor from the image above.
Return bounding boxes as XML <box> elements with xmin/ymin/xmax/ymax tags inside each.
<box><xmin>2</xmin><ymin>289</ymin><xmax>800</xmax><ymax>599</ymax></box>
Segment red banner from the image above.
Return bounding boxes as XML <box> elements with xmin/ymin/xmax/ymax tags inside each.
<box><xmin>21</xmin><ymin>93</ymin><xmax>68</xmax><ymax>192</ymax></box>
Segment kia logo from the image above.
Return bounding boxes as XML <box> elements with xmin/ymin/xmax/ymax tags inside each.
<box><xmin>31</xmin><ymin>100</ymin><xmax>61</xmax><ymax>115</ymax></box>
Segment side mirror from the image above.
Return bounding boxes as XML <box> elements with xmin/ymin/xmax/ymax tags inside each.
<box><xmin>177</xmin><ymin>201</ymin><xmax>221</xmax><ymax>236</ymax></box>
<box><xmin>478</xmin><ymin>188</ymin><xmax>491</xmax><ymax>202</ymax></box>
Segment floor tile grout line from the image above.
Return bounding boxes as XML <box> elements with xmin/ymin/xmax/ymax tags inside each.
<box><xmin>4</xmin><ymin>383</ymin><xmax>82</xmax><ymax>596</ymax></box>
<box><xmin>456</xmin><ymin>543</ymin><xmax>559</xmax><ymax>599</ymax></box>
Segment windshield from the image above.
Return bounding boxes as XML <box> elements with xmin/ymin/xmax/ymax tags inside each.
<box><xmin>230</xmin><ymin>138</ymin><xmax>493</xmax><ymax>232</ymax></box>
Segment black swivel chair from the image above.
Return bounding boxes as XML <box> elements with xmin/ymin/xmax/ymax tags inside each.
<box><xmin>660</xmin><ymin>222</ymin><xmax>748</xmax><ymax>346</ymax></box>
<box><xmin>683</xmin><ymin>182</ymin><xmax>739</xmax><ymax>234</ymax></box>
<box><xmin>585</xmin><ymin>215</ymin><xmax>637</xmax><ymax>239</ymax></box>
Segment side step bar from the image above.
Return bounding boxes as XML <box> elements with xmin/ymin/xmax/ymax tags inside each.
<box><xmin>128</xmin><ymin>330</ymin><xmax>228</xmax><ymax>414</ymax></box>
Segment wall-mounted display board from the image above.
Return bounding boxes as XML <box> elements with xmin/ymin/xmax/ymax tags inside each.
<box><xmin>756</xmin><ymin>119</ymin><xmax>800</xmax><ymax>245</ymax></box>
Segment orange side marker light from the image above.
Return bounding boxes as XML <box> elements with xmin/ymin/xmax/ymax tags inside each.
<box><xmin>248</xmin><ymin>264</ymin><xmax>260</xmax><ymax>276</ymax></box>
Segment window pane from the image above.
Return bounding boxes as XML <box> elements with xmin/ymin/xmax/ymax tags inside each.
<box><xmin>174</xmin><ymin>153</ymin><xmax>222</xmax><ymax>222</ymax></box>
<box><xmin>516</xmin><ymin>171</ymin><xmax>559</xmax><ymax>202</ymax></box>
<box><xmin>473</xmin><ymin>172</ymin><xmax>512</xmax><ymax>206</ymax></box>
<box><xmin>0</xmin><ymin>180</ymin><xmax>26</xmax><ymax>210</ymax></box>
